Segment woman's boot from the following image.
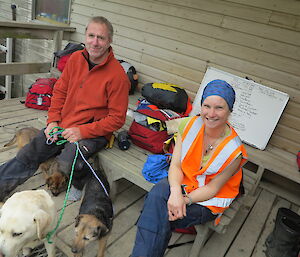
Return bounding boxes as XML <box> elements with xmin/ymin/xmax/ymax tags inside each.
<box><xmin>265</xmin><ymin>208</ymin><xmax>300</xmax><ymax>257</ymax></box>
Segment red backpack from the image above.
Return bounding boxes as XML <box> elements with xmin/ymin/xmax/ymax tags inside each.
<box><xmin>25</xmin><ymin>78</ymin><xmax>57</xmax><ymax>110</ymax></box>
<box><xmin>128</xmin><ymin>99</ymin><xmax>184</xmax><ymax>154</ymax></box>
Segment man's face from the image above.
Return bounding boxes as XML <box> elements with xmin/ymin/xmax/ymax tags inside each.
<box><xmin>85</xmin><ymin>22</ymin><xmax>111</xmax><ymax>64</ymax></box>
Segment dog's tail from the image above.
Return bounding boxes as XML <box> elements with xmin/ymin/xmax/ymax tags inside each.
<box><xmin>3</xmin><ymin>135</ymin><xmax>17</xmax><ymax>147</ymax></box>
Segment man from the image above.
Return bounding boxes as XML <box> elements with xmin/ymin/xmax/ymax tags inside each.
<box><xmin>0</xmin><ymin>16</ymin><xmax>130</xmax><ymax>201</ymax></box>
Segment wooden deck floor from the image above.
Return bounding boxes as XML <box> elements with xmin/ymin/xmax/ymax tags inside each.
<box><xmin>1</xmin><ymin>97</ymin><xmax>299</xmax><ymax>257</ymax></box>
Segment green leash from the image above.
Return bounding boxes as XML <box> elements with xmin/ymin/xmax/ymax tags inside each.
<box><xmin>46</xmin><ymin>127</ymin><xmax>68</xmax><ymax>145</ymax></box>
<box><xmin>45</xmin><ymin>127</ymin><xmax>79</xmax><ymax>244</ymax></box>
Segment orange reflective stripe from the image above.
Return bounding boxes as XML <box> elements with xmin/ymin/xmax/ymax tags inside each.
<box><xmin>181</xmin><ymin>117</ymin><xmax>204</xmax><ymax>177</ymax></box>
<box><xmin>218</xmin><ymin>147</ymin><xmax>242</xmax><ymax>172</ymax></box>
<box><xmin>200</xmin><ymin>196</ymin><xmax>235</xmax><ymax>208</ymax></box>
<box><xmin>207</xmin><ymin>204</ymin><xmax>231</xmax><ymax>215</ymax></box>
<box><xmin>181</xmin><ymin>116</ymin><xmax>197</xmax><ymax>141</ymax></box>
<box><xmin>202</xmin><ymin>135</ymin><xmax>240</xmax><ymax>176</ymax></box>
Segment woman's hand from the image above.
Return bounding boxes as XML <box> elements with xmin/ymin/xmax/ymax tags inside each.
<box><xmin>167</xmin><ymin>186</ymin><xmax>186</xmax><ymax>221</ymax></box>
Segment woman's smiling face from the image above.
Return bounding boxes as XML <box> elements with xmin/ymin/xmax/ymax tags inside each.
<box><xmin>201</xmin><ymin>95</ymin><xmax>231</xmax><ymax>129</ymax></box>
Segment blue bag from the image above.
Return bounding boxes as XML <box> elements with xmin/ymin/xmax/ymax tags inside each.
<box><xmin>142</xmin><ymin>153</ymin><xmax>172</xmax><ymax>183</ymax></box>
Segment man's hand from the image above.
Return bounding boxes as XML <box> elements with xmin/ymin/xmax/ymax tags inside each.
<box><xmin>61</xmin><ymin>127</ymin><xmax>82</xmax><ymax>143</ymax></box>
<box><xmin>44</xmin><ymin>122</ymin><xmax>59</xmax><ymax>140</ymax></box>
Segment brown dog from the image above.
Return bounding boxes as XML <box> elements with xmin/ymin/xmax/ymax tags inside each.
<box><xmin>72</xmin><ymin>170</ymin><xmax>113</xmax><ymax>257</ymax></box>
<box><xmin>39</xmin><ymin>158</ymin><xmax>68</xmax><ymax>197</ymax></box>
<box><xmin>4</xmin><ymin>127</ymin><xmax>68</xmax><ymax>196</ymax></box>
<box><xmin>4</xmin><ymin>127</ymin><xmax>39</xmax><ymax>149</ymax></box>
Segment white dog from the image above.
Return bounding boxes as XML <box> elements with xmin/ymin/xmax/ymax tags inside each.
<box><xmin>0</xmin><ymin>190</ymin><xmax>56</xmax><ymax>257</ymax></box>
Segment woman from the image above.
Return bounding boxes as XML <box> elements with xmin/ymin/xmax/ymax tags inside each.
<box><xmin>131</xmin><ymin>80</ymin><xmax>248</xmax><ymax>257</ymax></box>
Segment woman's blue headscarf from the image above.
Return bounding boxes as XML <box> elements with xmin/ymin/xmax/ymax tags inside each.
<box><xmin>201</xmin><ymin>79</ymin><xmax>236</xmax><ymax>111</ymax></box>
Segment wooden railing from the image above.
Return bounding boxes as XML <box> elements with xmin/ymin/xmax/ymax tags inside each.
<box><xmin>0</xmin><ymin>20</ymin><xmax>76</xmax><ymax>97</ymax></box>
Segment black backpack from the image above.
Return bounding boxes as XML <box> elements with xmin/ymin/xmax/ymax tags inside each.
<box><xmin>118</xmin><ymin>60</ymin><xmax>138</xmax><ymax>95</ymax></box>
<box><xmin>142</xmin><ymin>83</ymin><xmax>192</xmax><ymax>115</ymax></box>
<box><xmin>53</xmin><ymin>43</ymin><xmax>85</xmax><ymax>72</ymax></box>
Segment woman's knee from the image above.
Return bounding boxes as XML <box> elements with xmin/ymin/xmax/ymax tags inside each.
<box><xmin>148</xmin><ymin>178</ymin><xmax>170</xmax><ymax>200</ymax></box>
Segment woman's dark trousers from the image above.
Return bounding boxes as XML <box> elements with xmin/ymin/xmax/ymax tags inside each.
<box><xmin>131</xmin><ymin>178</ymin><xmax>216</xmax><ymax>257</ymax></box>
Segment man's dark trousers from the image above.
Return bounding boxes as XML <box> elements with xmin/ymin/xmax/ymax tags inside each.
<box><xmin>0</xmin><ymin>129</ymin><xmax>107</xmax><ymax>201</ymax></box>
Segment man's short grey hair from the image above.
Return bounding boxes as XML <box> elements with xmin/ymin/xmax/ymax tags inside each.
<box><xmin>86</xmin><ymin>16</ymin><xmax>114</xmax><ymax>41</ymax></box>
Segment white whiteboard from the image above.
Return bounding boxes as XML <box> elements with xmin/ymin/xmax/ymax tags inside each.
<box><xmin>191</xmin><ymin>67</ymin><xmax>289</xmax><ymax>150</ymax></box>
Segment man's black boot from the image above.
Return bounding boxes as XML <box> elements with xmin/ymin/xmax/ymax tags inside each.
<box><xmin>266</xmin><ymin>208</ymin><xmax>300</xmax><ymax>248</ymax></box>
<box><xmin>265</xmin><ymin>208</ymin><xmax>300</xmax><ymax>257</ymax></box>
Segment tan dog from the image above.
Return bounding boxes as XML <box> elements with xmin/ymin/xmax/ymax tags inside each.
<box><xmin>72</xmin><ymin>215</ymin><xmax>111</xmax><ymax>257</ymax></box>
<box><xmin>3</xmin><ymin>127</ymin><xmax>39</xmax><ymax>149</ymax></box>
<box><xmin>39</xmin><ymin>158</ymin><xmax>68</xmax><ymax>196</ymax></box>
<box><xmin>0</xmin><ymin>190</ymin><xmax>56</xmax><ymax>257</ymax></box>
<box><xmin>72</xmin><ymin>170</ymin><xmax>113</xmax><ymax>257</ymax></box>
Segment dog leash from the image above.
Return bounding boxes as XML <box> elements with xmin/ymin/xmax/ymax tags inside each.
<box><xmin>46</xmin><ymin>127</ymin><xmax>109</xmax><ymax>195</ymax></box>
<box><xmin>46</xmin><ymin>138</ymin><xmax>78</xmax><ymax>244</ymax></box>
<box><xmin>45</xmin><ymin>127</ymin><xmax>109</xmax><ymax>243</ymax></box>
<box><xmin>46</xmin><ymin>127</ymin><xmax>67</xmax><ymax>145</ymax></box>
<box><xmin>75</xmin><ymin>144</ymin><xmax>109</xmax><ymax>196</ymax></box>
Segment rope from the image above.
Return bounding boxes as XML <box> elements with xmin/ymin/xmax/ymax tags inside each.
<box><xmin>46</xmin><ymin>141</ymin><xmax>78</xmax><ymax>244</ymax></box>
<box><xmin>45</xmin><ymin>126</ymin><xmax>109</xmax><ymax>243</ymax></box>
<box><xmin>75</xmin><ymin>143</ymin><xmax>109</xmax><ymax>197</ymax></box>
<box><xmin>46</xmin><ymin>127</ymin><xmax>68</xmax><ymax>145</ymax></box>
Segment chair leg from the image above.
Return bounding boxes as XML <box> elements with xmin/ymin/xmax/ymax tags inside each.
<box><xmin>188</xmin><ymin>224</ymin><xmax>210</xmax><ymax>257</ymax></box>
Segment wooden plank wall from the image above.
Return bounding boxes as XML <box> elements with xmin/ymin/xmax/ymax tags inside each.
<box><xmin>68</xmin><ymin>0</ymin><xmax>300</xmax><ymax>155</ymax></box>
<box><xmin>0</xmin><ymin>0</ymin><xmax>299</xmax><ymax>155</ymax></box>
<box><xmin>0</xmin><ymin>1</ymin><xmax>13</xmax><ymax>20</ymax></box>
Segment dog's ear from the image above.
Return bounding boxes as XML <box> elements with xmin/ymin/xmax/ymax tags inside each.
<box><xmin>33</xmin><ymin>209</ymin><xmax>52</xmax><ymax>240</ymax></box>
<box><xmin>95</xmin><ymin>226</ymin><xmax>102</xmax><ymax>238</ymax></box>
<box><xmin>95</xmin><ymin>225</ymin><xmax>108</xmax><ymax>238</ymax></box>
<box><xmin>75</xmin><ymin>215</ymin><xmax>82</xmax><ymax>228</ymax></box>
<box><xmin>46</xmin><ymin>176</ymin><xmax>53</xmax><ymax>185</ymax></box>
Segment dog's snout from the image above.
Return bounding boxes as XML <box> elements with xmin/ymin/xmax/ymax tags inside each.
<box><xmin>71</xmin><ymin>247</ymin><xmax>78</xmax><ymax>254</ymax></box>
<box><xmin>0</xmin><ymin>251</ymin><xmax>5</xmax><ymax>257</ymax></box>
<box><xmin>52</xmin><ymin>191</ymin><xmax>60</xmax><ymax>197</ymax></box>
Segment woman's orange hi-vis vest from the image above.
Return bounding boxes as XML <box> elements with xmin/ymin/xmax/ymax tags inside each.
<box><xmin>181</xmin><ymin>116</ymin><xmax>247</xmax><ymax>215</ymax></box>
